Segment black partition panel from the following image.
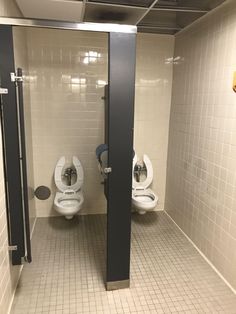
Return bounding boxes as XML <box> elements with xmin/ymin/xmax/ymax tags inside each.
<box><xmin>0</xmin><ymin>26</ymin><xmax>27</xmax><ymax>265</ymax></box>
<box><xmin>107</xmin><ymin>32</ymin><xmax>136</xmax><ymax>288</ymax></box>
<box><xmin>17</xmin><ymin>68</ymin><xmax>32</xmax><ymax>263</ymax></box>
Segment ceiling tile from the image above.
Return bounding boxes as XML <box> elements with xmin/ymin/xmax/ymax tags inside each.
<box><xmin>154</xmin><ymin>0</ymin><xmax>226</xmax><ymax>11</ymax></box>
<box><xmin>139</xmin><ymin>10</ymin><xmax>177</xmax><ymax>28</ymax></box>
<box><xmin>88</xmin><ymin>0</ymin><xmax>154</xmax><ymax>8</ymax></box>
<box><xmin>139</xmin><ymin>9</ymin><xmax>206</xmax><ymax>32</ymax></box>
<box><xmin>16</xmin><ymin>0</ymin><xmax>84</xmax><ymax>21</ymax></box>
<box><xmin>84</xmin><ymin>3</ymin><xmax>146</xmax><ymax>24</ymax></box>
<box><xmin>138</xmin><ymin>26</ymin><xmax>177</xmax><ymax>35</ymax></box>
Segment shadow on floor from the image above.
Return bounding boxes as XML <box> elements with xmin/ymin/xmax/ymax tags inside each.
<box><xmin>131</xmin><ymin>211</ymin><xmax>159</xmax><ymax>225</ymax></box>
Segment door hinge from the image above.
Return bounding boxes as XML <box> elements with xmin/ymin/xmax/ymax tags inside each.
<box><xmin>10</xmin><ymin>72</ymin><xmax>23</xmax><ymax>83</ymax></box>
<box><xmin>8</xmin><ymin>245</ymin><xmax>17</xmax><ymax>251</ymax></box>
<box><xmin>104</xmin><ymin>167</ymin><xmax>112</xmax><ymax>174</ymax></box>
<box><xmin>0</xmin><ymin>87</ymin><xmax>8</xmax><ymax>95</ymax></box>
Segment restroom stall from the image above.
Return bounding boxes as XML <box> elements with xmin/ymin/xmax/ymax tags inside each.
<box><xmin>0</xmin><ymin>19</ymin><xmax>136</xmax><ymax>289</ymax></box>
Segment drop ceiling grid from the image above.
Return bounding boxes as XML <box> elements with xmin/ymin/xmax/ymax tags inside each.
<box><xmin>82</xmin><ymin>0</ymin><xmax>227</xmax><ymax>34</ymax></box>
<box><xmin>15</xmin><ymin>0</ymin><xmax>227</xmax><ymax>34</ymax></box>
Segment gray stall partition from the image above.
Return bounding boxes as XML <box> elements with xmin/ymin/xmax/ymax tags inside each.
<box><xmin>106</xmin><ymin>32</ymin><xmax>136</xmax><ymax>290</ymax></box>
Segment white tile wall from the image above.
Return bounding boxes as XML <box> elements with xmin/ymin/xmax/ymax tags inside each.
<box><xmin>0</xmin><ymin>2</ymin><xmax>24</xmax><ymax>314</ymax></box>
<box><xmin>27</xmin><ymin>30</ymin><xmax>174</xmax><ymax>217</ymax></box>
<box><xmin>26</xmin><ymin>28</ymin><xmax>108</xmax><ymax>217</ymax></box>
<box><xmin>166</xmin><ymin>0</ymin><xmax>236</xmax><ymax>290</ymax></box>
<box><xmin>134</xmin><ymin>33</ymin><xmax>174</xmax><ymax>210</ymax></box>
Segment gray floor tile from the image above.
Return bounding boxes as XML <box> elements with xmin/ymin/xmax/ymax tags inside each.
<box><xmin>11</xmin><ymin>212</ymin><xmax>236</xmax><ymax>313</ymax></box>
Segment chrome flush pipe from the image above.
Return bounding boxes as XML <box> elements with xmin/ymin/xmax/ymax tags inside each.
<box><xmin>64</xmin><ymin>167</ymin><xmax>76</xmax><ymax>186</ymax></box>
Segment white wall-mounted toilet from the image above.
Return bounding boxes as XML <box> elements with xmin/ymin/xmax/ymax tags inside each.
<box><xmin>54</xmin><ymin>156</ymin><xmax>84</xmax><ymax>219</ymax></box>
<box><xmin>132</xmin><ymin>154</ymin><xmax>158</xmax><ymax>215</ymax></box>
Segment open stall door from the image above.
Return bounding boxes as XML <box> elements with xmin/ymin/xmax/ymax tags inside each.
<box><xmin>0</xmin><ymin>25</ymin><xmax>32</xmax><ymax>265</ymax></box>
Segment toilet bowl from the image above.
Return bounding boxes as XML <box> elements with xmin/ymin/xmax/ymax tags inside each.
<box><xmin>132</xmin><ymin>154</ymin><xmax>158</xmax><ymax>215</ymax></box>
<box><xmin>54</xmin><ymin>156</ymin><xmax>84</xmax><ymax>219</ymax></box>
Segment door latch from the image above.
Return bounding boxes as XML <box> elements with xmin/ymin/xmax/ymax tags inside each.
<box><xmin>104</xmin><ymin>167</ymin><xmax>112</xmax><ymax>174</ymax></box>
<box><xmin>8</xmin><ymin>245</ymin><xmax>17</xmax><ymax>251</ymax></box>
<box><xmin>10</xmin><ymin>72</ymin><xmax>23</xmax><ymax>83</ymax></box>
<box><xmin>0</xmin><ymin>87</ymin><xmax>8</xmax><ymax>95</ymax></box>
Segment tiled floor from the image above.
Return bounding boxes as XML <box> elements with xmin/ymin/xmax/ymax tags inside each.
<box><xmin>11</xmin><ymin>212</ymin><xmax>236</xmax><ymax>314</ymax></box>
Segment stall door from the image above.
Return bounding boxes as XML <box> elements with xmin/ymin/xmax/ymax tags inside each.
<box><xmin>0</xmin><ymin>25</ymin><xmax>32</xmax><ymax>265</ymax></box>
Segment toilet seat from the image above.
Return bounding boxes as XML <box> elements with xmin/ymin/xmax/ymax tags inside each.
<box><xmin>132</xmin><ymin>154</ymin><xmax>158</xmax><ymax>214</ymax></box>
<box><xmin>54</xmin><ymin>156</ymin><xmax>84</xmax><ymax>192</ymax></box>
<box><xmin>54</xmin><ymin>156</ymin><xmax>84</xmax><ymax>219</ymax></box>
<box><xmin>133</xmin><ymin>154</ymin><xmax>153</xmax><ymax>190</ymax></box>
<box><xmin>132</xmin><ymin>188</ymin><xmax>158</xmax><ymax>211</ymax></box>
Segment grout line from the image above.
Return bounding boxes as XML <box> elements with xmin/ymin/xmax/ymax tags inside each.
<box><xmin>164</xmin><ymin>210</ymin><xmax>236</xmax><ymax>295</ymax></box>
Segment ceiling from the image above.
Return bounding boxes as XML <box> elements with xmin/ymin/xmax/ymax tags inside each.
<box><xmin>15</xmin><ymin>0</ymin><xmax>227</xmax><ymax>35</ymax></box>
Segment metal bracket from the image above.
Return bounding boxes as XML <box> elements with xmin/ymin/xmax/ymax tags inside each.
<box><xmin>10</xmin><ymin>72</ymin><xmax>23</xmax><ymax>83</ymax></box>
<box><xmin>8</xmin><ymin>245</ymin><xmax>17</xmax><ymax>251</ymax></box>
<box><xmin>0</xmin><ymin>87</ymin><xmax>8</xmax><ymax>94</ymax></box>
<box><xmin>104</xmin><ymin>167</ymin><xmax>112</xmax><ymax>174</ymax></box>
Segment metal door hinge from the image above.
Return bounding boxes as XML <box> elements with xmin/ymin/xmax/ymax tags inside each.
<box><xmin>104</xmin><ymin>167</ymin><xmax>112</xmax><ymax>174</ymax></box>
<box><xmin>0</xmin><ymin>87</ymin><xmax>8</xmax><ymax>94</ymax></box>
<box><xmin>10</xmin><ymin>72</ymin><xmax>23</xmax><ymax>83</ymax></box>
<box><xmin>8</xmin><ymin>245</ymin><xmax>17</xmax><ymax>251</ymax></box>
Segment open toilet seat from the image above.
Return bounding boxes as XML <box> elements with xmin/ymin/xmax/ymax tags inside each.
<box><xmin>132</xmin><ymin>154</ymin><xmax>158</xmax><ymax>214</ymax></box>
<box><xmin>54</xmin><ymin>156</ymin><xmax>84</xmax><ymax>193</ymax></box>
<box><xmin>54</xmin><ymin>156</ymin><xmax>84</xmax><ymax>219</ymax></box>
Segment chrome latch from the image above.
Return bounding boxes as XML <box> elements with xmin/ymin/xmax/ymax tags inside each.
<box><xmin>10</xmin><ymin>72</ymin><xmax>23</xmax><ymax>82</ymax></box>
<box><xmin>104</xmin><ymin>167</ymin><xmax>112</xmax><ymax>174</ymax></box>
<box><xmin>8</xmin><ymin>245</ymin><xmax>17</xmax><ymax>251</ymax></box>
<box><xmin>0</xmin><ymin>88</ymin><xmax>8</xmax><ymax>94</ymax></box>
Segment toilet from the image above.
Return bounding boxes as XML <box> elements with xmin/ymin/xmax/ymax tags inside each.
<box><xmin>54</xmin><ymin>156</ymin><xmax>84</xmax><ymax>219</ymax></box>
<box><xmin>132</xmin><ymin>154</ymin><xmax>158</xmax><ymax>215</ymax></box>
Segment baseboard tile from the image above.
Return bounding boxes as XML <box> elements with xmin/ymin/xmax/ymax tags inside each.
<box><xmin>164</xmin><ymin>210</ymin><xmax>236</xmax><ymax>295</ymax></box>
<box><xmin>30</xmin><ymin>217</ymin><xmax>37</xmax><ymax>239</ymax></box>
<box><xmin>8</xmin><ymin>216</ymin><xmax>37</xmax><ymax>314</ymax></box>
<box><xmin>7</xmin><ymin>264</ymin><xmax>23</xmax><ymax>314</ymax></box>
<box><xmin>153</xmin><ymin>208</ymin><xmax>164</xmax><ymax>212</ymax></box>
<box><xmin>36</xmin><ymin>211</ymin><xmax>107</xmax><ymax>218</ymax></box>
